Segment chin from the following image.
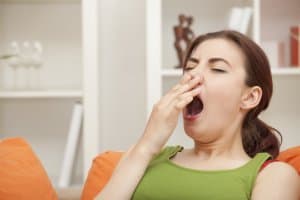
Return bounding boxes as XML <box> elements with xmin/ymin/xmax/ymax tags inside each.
<box><xmin>184</xmin><ymin>131</ymin><xmax>207</xmax><ymax>143</ymax></box>
<box><xmin>184</xmin><ymin>125</ymin><xmax>203</xmax><ymax>138</ymax></box>
<box><xmin>184</xmin><ymin>129</ymin><xmax>217</xmax><ymax>144</ymax></box>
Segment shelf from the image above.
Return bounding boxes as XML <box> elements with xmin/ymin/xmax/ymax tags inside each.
<box><xmin>0</xmin><ymin>0</ymin><xmax>80</xmax><ymax>3</ymax></box>
<box><xmin>162</xmin><ymin>69</ymin><xmax>182</xmax><ymax>77</ymax></box>
<box><xmin>161</xmin><ymin>0</ymin><xmax>255</xmax><ymax>69</ymax></box>
<box><xmin>0</xmin><ymin>90</ymin><xmax>83</xmax><ymax>98</ymax></box>
<box><xmin>162</xmin><ymin>68</ymin><xmax>300</xmax><ymax>78</ymax></box>
<box><xmin>271</xmin><ymin>68</ymin><xmax>300</xmax><ymax>75</ymax></box>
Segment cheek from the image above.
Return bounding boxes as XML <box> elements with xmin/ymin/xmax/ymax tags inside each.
<box><xmin>206</xmin><ymin>79</ymin><xmax>243</xmax><ymax>114</ymax></box>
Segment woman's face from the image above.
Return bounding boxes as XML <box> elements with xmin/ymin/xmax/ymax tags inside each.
<box><xmin>183</xmin><ymin>38</ymin><xmax>249</xmax><ymax>142</ymax></box>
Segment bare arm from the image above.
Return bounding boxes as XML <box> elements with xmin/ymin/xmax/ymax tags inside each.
<box><xmin>252</xmin><ymin>162</ymin><xmax>300</xmax><ymax>200</ymax></box>
<box><xmin>95</xmin><ymin>73</ymin><xmax>203</xmax><ymax>200</ymax></box>
<box><xmin>94</xmin><ymin>141</ymin><xmax>156</xmax><ymax>200</ymax></box>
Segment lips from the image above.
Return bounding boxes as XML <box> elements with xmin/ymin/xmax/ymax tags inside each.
<box><xmin>184</xmin><ymin>95</ymin><xmax>204</xmax><ymax>120</ymax></box>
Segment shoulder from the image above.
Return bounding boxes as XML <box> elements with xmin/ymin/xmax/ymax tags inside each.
<box><xmin>252</xmin><ymin>161</ymin><xmax>300</xmax><ymax>199</ymax></box>
<box><xmin>157</xmin><ymin>145</ymin><xmax>182</xmax><ymax>158</ymax></box>
<box><xmin>257</xmin><ymin>161</ymin><xmax>298</xmax><ymax>180</ymax></box>
<box><xmin>148</xmin><ymin>145</ymin><xmax>182</xmax><ymax>165</ymax></box>
<box><xmin>159</xmin><ymin>145</ymin><xmax>182</xmax><ymax>155</ymax></box>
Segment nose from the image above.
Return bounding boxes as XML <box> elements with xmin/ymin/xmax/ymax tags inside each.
<box><xmin>189</xmin><ymin>69</ymin><xmax>205</xmax><ymax>83</ymax></box>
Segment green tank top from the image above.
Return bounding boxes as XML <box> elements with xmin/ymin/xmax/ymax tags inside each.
<box><xmin>131</xmin><ymin>146</ymin><xmax>271</xmax><ymax>200</ymax></box>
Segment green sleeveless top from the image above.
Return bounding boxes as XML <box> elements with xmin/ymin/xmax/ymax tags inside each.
<box><xmin>131</xmin><ymin>146</ymin><xmax>271</xmax><ymax>200</ymax></box>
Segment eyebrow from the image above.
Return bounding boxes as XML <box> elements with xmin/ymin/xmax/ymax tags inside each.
<box><xmin>188</xmin><ymin>57</ymin><xmax>199</xmax><ymax>64</ymax></box>
<box><xmin>208</xmin><ymin>57</ymin><xmax>232</xmax><ymax>68</ymax></box>
<box><xmin>187</xmin><ymin>57</ymin><xmax>232</xmax><ymax>68</ymax></box>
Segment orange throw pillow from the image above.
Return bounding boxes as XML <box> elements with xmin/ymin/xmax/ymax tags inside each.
<box><xmin>0</xmin><ymin>137</ymin><xmax>58</xmax><ymax>200</ymax></box>
<box><xmin>81</xmin><ymin>151</ymin><xmax>123</xmax><ymax>200</ymax></box>
<box><xmin>277</xmin><ymin>146</ymin><xmax>300</xmax><ymax>175</ymax></box>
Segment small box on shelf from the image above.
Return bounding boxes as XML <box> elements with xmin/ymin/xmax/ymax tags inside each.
<box><xmin>290</xmin><ymin>26</ymin><xmax>300</xmax><ymax>67</ymax></box>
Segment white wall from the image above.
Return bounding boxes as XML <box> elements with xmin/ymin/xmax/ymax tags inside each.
<box><xmin>260</xmin><ymin>76</ymin><xmax>300</xmax><ymax>150</ymax></box>
<box><xmin>98</xmin><ymin>0</ymin><xmax>147</xmax><ymax>151</ymax></box>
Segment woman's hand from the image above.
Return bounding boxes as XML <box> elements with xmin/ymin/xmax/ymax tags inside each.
<box><xmin>139</xmin><ymin>73</ymin><xmax>203</xmax><ymax>154</ymax></box>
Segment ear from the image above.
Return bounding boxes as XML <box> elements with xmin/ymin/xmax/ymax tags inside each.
<box><xmin>240</xmin><ymin>86</ymin><xmax>262</xmax><ymax>110</ymax></box>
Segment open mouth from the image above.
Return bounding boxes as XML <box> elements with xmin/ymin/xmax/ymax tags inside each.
<box><xmin>186</xmin><ymin>96</ymin><xmax>204</xmax><ymax>117</ymax></box>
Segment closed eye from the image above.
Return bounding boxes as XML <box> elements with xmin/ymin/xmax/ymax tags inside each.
<box><xmin>184</xmin><ymin>67</ymin><xmax>195</xmax><ymax>71</ymax></box>
<box><xmin>211</xmin><ymin>68</ymin><xmax>227</xmax><ymax>73</ymax></box>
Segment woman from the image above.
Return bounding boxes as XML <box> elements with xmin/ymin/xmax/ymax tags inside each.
<box><xmin>96</xmin><ymin>30</ymin><xmax>299</xmax><ymax>199</ymax></box>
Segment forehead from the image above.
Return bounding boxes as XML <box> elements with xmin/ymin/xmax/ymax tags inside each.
<box><xmin>190</xmin><ymin>38</ymin><xmax>246</xmax><ymax>66</ymax></box>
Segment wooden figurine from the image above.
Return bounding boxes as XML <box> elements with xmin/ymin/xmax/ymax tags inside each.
<box><xmin>174</xmin><ymin>14</ymin><xmax>195</xmax><ymax>68</ymax></box>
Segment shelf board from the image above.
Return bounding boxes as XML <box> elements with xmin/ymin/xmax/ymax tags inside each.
<box><xmin>271</xmin><ymin>68</ymin><xmax>300</xmax><ymax>75</ymax></box>
<box><xmin>0</xmin><ymin>90</ymin><xmax>83</xmax><ymax>99</ymax></box>
<box><xmin>162</xmin><ymin>68</ymin><xmax>300</xmax><ymax>77</ymax></box>
<box><xmin>0</xmin><ymin>0</ymin><xmax>80</xmax><ymax>3</ymax></box>
<box><xmin>161</xmin><ymin>69</ymin><xmax>182</xmax><ymax>77</ymax></box>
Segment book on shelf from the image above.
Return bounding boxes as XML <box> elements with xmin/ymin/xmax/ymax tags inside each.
<box><xmin>290</xmin><ymin>26</ymin><xmax>300</xmax><ymax>67</ymax></box>
<box><xmin>228</xmin><ymin>7</ymin><xmax>253</xmax><ymax>34</ymax></box>
<box><xmin>58</xmin><ymin>101</ymin><xmax>83</xmax><ymax>188</ymax></box>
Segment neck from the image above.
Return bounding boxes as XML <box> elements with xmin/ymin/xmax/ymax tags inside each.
<box><xmin>192</xmin><ymin>128</ymin><xmax>249</xmax><ymax>161</ymax></box>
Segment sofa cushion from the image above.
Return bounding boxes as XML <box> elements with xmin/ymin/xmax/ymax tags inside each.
<box><xmin>0</xmin><ymin>137</ymin><xmax>58</xmax><ymax>200</ymax></box>
<box><xmin>81</xmin><ymin>151</ymin><xmax>123</xmax><ymax>200</ymax></box>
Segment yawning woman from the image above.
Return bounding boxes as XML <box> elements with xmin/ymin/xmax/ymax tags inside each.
<box><xmin>96</xmin><ymin>30</ymin><xmax>300</xmax><ymax>200</ymax></box>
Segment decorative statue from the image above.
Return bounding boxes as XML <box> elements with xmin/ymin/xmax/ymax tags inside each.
<box><xmin>174</xmin><ymin>14</ymin><xmax>195</xmax><ymax>68</ymax></box>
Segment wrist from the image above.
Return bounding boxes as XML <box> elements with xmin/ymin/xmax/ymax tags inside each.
<box><xmin>133</xmin><ymin>138</ymin><xmax>161</xmax><ymax>159</ymax></box>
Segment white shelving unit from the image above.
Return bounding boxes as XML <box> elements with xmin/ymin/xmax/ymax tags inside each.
<box><xmin>147</xmin><ymin>0</ymin><xmax>300</xmax><ymax>149</ymax></box>
<box><xmin>0</xmin><ymin>0</ymin><xmax>101</xmax><ymax>186</ymax></box>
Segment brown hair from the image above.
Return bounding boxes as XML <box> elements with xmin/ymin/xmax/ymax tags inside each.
<box><xmin>183</xmin><ymin>30</ymin><xmax>281</xmax><ymax>158</ymax></box>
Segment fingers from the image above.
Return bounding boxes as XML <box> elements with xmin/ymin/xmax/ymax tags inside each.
<box><xmin>178</xmin><ymin>76</ymin><xmax>202</xmax><ymax>94</ymax></box>
<box><xmin>175</xmin><ymin>96</ymin><xmax>193</xmax><ymax>110</ymax></box>
<box><xmin>153</xmin><ymin>72</ymin><xmax>202</xmax><ymax>117</ymax></box>
<box><xmin>169</xmin><ymin>86</ymin><xmax>201</xmax><ymax>111</ymax></box>
<box><xmin>179</xmin><ymin>72</ymin><xmax>192</xmax><ymax>85</ymax></box>
<box><xmin>163</xmin><ymin>75</ymin><xmax>202</xmax><ymax>104</ymax></box>
<box><xmin>171</xmin><ymin>72</ymin><xmax>192</xmax><ymax>91</ymax></box>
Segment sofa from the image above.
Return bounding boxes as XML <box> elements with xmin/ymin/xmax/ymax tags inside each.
<box><xmin>1</xmin><ymin>137</ymin><xmax>300</xmax><ymax>200</ymax></box>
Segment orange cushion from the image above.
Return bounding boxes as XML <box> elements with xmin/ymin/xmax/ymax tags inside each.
<box><xmin>81</xmin><ymin>151</ymin><xmax>123</xmax><ymax>200</ymax></box>
<box><xmin>277</xmin><ymin>146</ymin><xmax>300</xmax><ymax>175</ymax></box>
<box><xmin>0</xmin><ymin>137</ymin><xmax>58</xmax><ymax>200</ymax></box>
